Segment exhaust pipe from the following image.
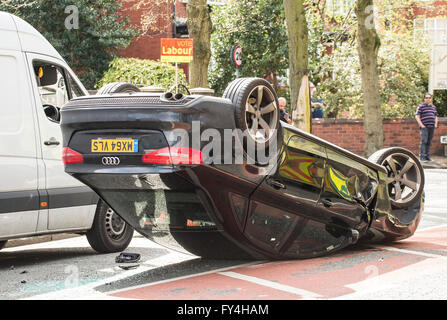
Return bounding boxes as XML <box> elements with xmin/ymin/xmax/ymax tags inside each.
<box><xmin>163</xmin><ymin>92</ymin><xmax>174</xmax><ymax>100</ymax></box>
<box><xmin>174</xmin><ymin>93</ymin><xmax>184</xmax><ymax>101</ymax></box>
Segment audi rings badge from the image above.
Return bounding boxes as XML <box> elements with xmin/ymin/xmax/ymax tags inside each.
<box><xmin>102</xmin><ymin>157</ymin><xmax>120</xmax><ymax>166</ymax></box>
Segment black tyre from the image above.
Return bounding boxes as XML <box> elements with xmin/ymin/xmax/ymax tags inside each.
<box><xmin>86</xmin><ymin>200</ymin><xmax>134</xmax><ymax>253</ymax></box>
<box><xmin>223</xmin><ymin>78</ymin><xmax>280</xmax><ymax>150</ymax></box>
<box><xmin>97</xmin><ymin>82</ymin><xmax>140</xmax><ymax>95</ymax></box>
<box><xmin>0</xmin><ymin>240</ymin><xmax>7</xmax><ymax>251</ymax></box>
<box><xmin>368</xmin><ymin>147</ymin><xmax>424</xmax><ymax>209</ymax></box>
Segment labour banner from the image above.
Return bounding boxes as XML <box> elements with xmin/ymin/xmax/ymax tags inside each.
<box><xmin>161</xmin><ymin>38</ymin><xmax>194</xmax><ymax>63</ymax></box>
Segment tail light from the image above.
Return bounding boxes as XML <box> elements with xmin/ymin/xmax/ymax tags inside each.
<box><xmin>62</xmin><ymin>147</ymin><xmax>84</xmax><ymax>164</ymax></box>
<box><xmin>142</xmin><ymin>147</ymin><xmax>202</xmax><ymax>165</ymax></box>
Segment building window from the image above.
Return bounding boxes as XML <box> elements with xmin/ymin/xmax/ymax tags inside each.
<box><xmin>414</xmin><ymin>18</ymin><xmax>447</xmax><ymax>43</ymax></box>
<box><xmin>326</xmin><ymin>0</ymin><xmax>356</xmax><ymax>16</ymax></box>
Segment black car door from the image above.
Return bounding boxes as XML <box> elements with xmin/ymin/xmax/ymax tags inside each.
<box><xmin>318</xmin><ymin>147</ymin><xmax>377</xmax><ymax>231</ymax></box>
<box><xmin>245</xmin><ymin>128</ymin><xmax>328</xmax><ymax>257</ymax></box>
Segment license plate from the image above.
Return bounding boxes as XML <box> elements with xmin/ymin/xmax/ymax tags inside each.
<box><xmin>91</xmin><ymin>139</ymin><xmax>138</xmax><ymax>153</ymax></box>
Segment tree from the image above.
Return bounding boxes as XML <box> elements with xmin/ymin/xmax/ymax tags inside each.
<box><xmin>1</xmin><ymin>0</ymin><xmax>139</xmax><ymax>89</ymax></box>
<box><xmin>355</xmin><ymin>0</ymin><xmax>383</xmax><ymax>157</ymax></box>
<box><xmin>283</xmin><ymin>0</ymin><xmax>309</xmax><ymax>130</ymax></box>
<box><xmin>187</xmin><ymin>0</ymin><xmax>213</xmax><ymax>88</ymax></box>
<box><xmin>209</xmin><ymin>0</ymin><xmax>288</xmax><ymax>95</ymax></box>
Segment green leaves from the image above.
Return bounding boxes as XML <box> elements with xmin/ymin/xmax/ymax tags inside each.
<box><xmin>1</xmin><ymin>0</ymin><xmax>139</xmax><ymax>89</ymax></box>
<box><xmin>209</xmin><ymin>0</ymin><xmax>288</xmax><ymax>95</ymax></box>
<box><xmin>97</xmin><ymin>57</ymin><xmax>187</xmax><ymax>90</ymax></box>
<box><xmin>315</xmin><ymin>30</ymin><xmax>431</xmax><ymax>119</ymax></box>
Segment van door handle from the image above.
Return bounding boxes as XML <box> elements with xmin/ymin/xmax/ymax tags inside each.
<box><xmin>266</xmin><ymin>178</ymin><xmax>286</xmax><ymax>190</ymax></box>
<box><xmin>44</xmin><ymin>139</ymin><xmax>60</xmax><ymax>146</ymax></box>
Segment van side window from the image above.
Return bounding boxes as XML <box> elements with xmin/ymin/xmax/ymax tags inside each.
<box><xmin>33</xmin><ymin>62</ymin><xmax>69</xmax><ymax>123</ymax></box>
<box><xmin>67</xmin><ymin>73</ymin><xmax>85</xmax><ymax>98</ymax></box>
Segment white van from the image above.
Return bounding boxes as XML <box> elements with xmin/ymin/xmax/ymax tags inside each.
<box><xmin>0</xmin><ymin>12</ymin><xmax>134</xmax><ymax>252</ymax></box>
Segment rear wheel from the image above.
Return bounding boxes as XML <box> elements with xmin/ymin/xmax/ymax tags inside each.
<box><xmin>86</xmin><ymin>200</ymin><xmax>134</xmax><ymax>253</ymax></box>
<box><xmin>97</xmin><ymin>82</ymin><xmax>140</xmax><ymax>95</ymax></box>
<box><xmin>223</xmin><ymin>78</ymin><xmax>281</xmax><ymax>162</ymax></box>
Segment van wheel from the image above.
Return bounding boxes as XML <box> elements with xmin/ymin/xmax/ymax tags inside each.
<box><xmin>86</xmin><ymin>200</ymin><xmax>134</xmax><ymax>253</ymax></box>
<box><xmin>0</xmin><ymin>241</ymin><xmax>7</xmax><ymax>251</ymax></box>
<box><xmin>97</xmin><ymin>82</ymin><xmax>140</xmax><ymax>95</ymax></box>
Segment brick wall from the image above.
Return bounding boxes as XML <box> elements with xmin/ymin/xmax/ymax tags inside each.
<box><xmin>311</xmin><ymin>118</ymin><xmax>447</xmax><ymax>157</ymax></box>
<box><xmin>117</xmin><ymin>0</ymin><xmax>189</xmax><ymax>78</ymax></box>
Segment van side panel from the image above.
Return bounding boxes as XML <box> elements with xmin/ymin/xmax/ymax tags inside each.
<box><xmin>0</xmin><ymin>12</ymin><xmax>21</xmax><ymax>51</ymax></box>
<box><xmin>0</xmin><ymin>49</ymin><xmax>40</xmax><ymax>236</ymax></box>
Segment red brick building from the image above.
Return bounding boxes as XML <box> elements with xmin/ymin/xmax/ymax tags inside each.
<box><xmin>118</xmin><ymin>0</ymin><xmax>190</xmax><ymax>76</ymax></box>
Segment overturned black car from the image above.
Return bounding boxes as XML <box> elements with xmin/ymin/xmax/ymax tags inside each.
<box><xmin>60</xmin><ymin>78</ymin><xmax>424</xmax><ymax>260</ymax></box>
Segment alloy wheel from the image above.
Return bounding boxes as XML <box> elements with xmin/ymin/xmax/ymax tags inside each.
<box><xmin>244</xmin><ymin>85</ymin><xmax>279</xmax><ymax>144</ymax></box>
<box><xmin>382</xmin><ymin>153</ymin><xmax>422</xmax><ymax>206</ymax></box>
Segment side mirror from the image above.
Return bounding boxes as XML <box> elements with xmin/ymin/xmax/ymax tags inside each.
<box><xmin>43</xmin><ymin>104</ymin><xmax>60</xmax><ymax>122</ymax></box>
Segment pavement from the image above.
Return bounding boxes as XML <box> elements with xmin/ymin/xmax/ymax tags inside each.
<box><xmin>421</xmin><ymin>155</ymin><xmax>447</xmax><ymax>169</ymax></box>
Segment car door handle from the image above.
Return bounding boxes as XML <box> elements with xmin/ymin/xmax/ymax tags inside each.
<box><xmin>44</xmin><ymin>139</ymin><xmax>60</xmax><ymax>146</ymax></box>
<box><xmin>266</xmin><ymin>178</ymin><xmax>286</xmax><ymax>190</ymax></box>
<box><xmin>321</xmin><ymin>199</ymin><xmax>333</xmax><ymax>208</ymax></box>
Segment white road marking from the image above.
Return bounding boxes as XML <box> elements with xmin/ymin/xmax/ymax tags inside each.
<box><xmin>24</xmin><ymin>251</ymin><xmax>197</xmax><ymax>300</ymax></box>
<box><xmin>372</xmin><ymin>244</ymin><xmax>447</xmax><ymax>260</ymax></box>
<box><xmin>332</xmin><ymin>257</ymin><xmax>447</xmax><ymax>300</ymax></box>
<box><xmin>418</xmin><ymin>223</ymin><xmax>447</xmax><ymax>232</ymax></box>
<box><xmin>105</xmin><ymin>261</ymin><xmax>262</xmax><ymax>296</ymax></box>
<box><xmin>422</xmin><ymin>214</ymin><xmax>447</xmax><ymax>222</ymax></box>
<box><xmin>218</xmin><ymin>271</ymin><xmax>322</xmax><ymax>299</ymax></box>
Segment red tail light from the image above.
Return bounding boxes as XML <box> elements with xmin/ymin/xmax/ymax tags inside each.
<box><xmin>142</xmin><ymin>147</ymin><xmax>202</xmax><ymax>165</ymax></box>
<box><xmin>62</xmin><ymin>147</ymin><xmax>84</xmax><ymax>164</ymax></box>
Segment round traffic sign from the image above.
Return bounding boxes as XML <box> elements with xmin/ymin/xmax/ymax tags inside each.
<box><xmin>231</xmin><ymin>45</ymin><xmax>242</xmax><ymax>68</ymax></box>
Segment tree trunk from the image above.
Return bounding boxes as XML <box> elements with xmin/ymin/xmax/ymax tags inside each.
<box><xmin>355</xmin><ymin>0</ymin><xmax>384</xmax><ymax>157</ymax></box>
<box><xmin>283</xmin><ymin>0</ymin><xmax>308</xmax><ymax>130</ymax></box>
<box><xmin>187</xmin><ymin>0</ymin><xmax>212</xmax><ymax>88</ymax></box>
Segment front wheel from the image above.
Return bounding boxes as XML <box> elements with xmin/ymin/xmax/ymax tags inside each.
<box><xmin>97</xmin><ymin>82</ymin><xmax>140</xmax><ymax>95</ymax></box>
<box><xmin>86</xmin><ymin>200</ymin><xmax>134</xmax><ymax>253</ymax></box>
<box><xmin>368</xmin><ymin>147</ymin><xmax>424</xmax><ymax>209</ymax></box>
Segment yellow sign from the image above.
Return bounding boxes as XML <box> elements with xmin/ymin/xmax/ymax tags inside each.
<box><xmin>160</xmin><ymin>38</ymin><xmax>193</xmax><ymax>63</ymax></box>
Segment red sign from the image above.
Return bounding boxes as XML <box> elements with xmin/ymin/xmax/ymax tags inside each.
<box><xmin>161</xmin><ymin>38</ymin><xmax>193</xmax><ymax>63</ymax></box>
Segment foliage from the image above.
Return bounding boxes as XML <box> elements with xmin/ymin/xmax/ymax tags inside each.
<box><xmin>315</xmin><ymin>43</ymin><xmax>362</xmax><ymax>118</ymax></box>
<box><xmin>209</xmin><ymin>0</ymin><xmax>288</xmax><ymax>96</ymax></box>
<box><xmin>314</xmin><ymin>31</ymin><xmax>431</xmax><ymax>119</ymax></box>
<box><xmin>97</xmin><ymin>57</ymin><xmax>187</xmax><ymax>90</ymax></box>
<box><xmin>0</xmin><ymin>0</ymin><xmax>139</xmax><ymax>89</ymax></box>
<box><xmin>378</xmin><ymin>32</ymin><xmax>431</xmax><ymax>119</ymax></box>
